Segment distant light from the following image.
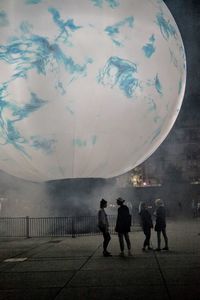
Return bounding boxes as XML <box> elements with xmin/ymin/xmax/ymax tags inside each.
<box><xmin>190</xmin><ymin>181</ymin><xmax>200</xmax><ymax>185</ymax></box>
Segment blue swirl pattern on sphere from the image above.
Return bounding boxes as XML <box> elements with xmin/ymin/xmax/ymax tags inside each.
<box><xmin>0</xmin><ymin>0</ymin><xmax>186</xmax><ymax>181</ymax></box>
<box><xmin>98</xmin><ymin>56</ymin><xmax>138</xmax><ymax>98</ymax></box>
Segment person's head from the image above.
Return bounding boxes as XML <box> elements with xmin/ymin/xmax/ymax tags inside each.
<box><xmin>116</xmin><ymin>197</ymin><xmax>125</xmax><ymax>206</ymax></box>
<box><xmin>140</xmin><ymin>202</ymin><xmax>147</xmax><ymax>210</ymax></box>
<box><xmin>155</xmin><ymin>198</ymin><xmax>164</xmax><ymax>207</ymax></box>
<box><xmin>100</xmin><ymin>198</ymin><xmax>107</xmax><ymax>208</ymax></box>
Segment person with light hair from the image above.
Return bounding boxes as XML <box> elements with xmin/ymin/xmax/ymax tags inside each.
<box><xmin>155</xmin><ymin>198</ymin><xmax>164</xmax><ymax>207</ymax></box>
<box><xmin>154</xmin><ymin>198</ymin><xmax>169</xmax><ymax>251</ymax></box>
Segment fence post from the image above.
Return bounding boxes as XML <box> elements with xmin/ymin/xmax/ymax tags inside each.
<box><xmin>72</xmin><ymin>216</ymin><xmax>76</xmax><ymax>238</ymax></box>
<box><xmin>26</xmin><ymin>216</ymin><xmax>30</xmax><ymax>238</ymax></box>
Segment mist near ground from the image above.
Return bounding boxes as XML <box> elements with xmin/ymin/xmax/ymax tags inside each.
<box><xmin>0</xmin><ymin>170</ymin><xmax>135</xmax><ymax>217</ymax></box>
<box><xmin>0</xmin><ymin>168</ymin><xmax>196</xmax><ymax>222</ymax></box>
<box><xmin>0</xmin><ymin>171</ymin><xmax>50</xmax><ymax>217</ymax></box>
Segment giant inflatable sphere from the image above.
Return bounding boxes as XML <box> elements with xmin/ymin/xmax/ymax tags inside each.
<box><xmin>0</xmin><ymin>0</ymin><xmax>186</xmax><ymax>182</ymax></box>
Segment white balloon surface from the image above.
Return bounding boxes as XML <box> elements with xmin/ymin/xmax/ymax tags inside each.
<box><xmin>0</xmin><ymin>0</ymin><xmax>186</xmax><ymax>182</ymax></box>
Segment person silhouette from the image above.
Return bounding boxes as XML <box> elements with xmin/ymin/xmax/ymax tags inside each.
<box><xmin>139</xmin><ymin>202</ymin><xmax>153</xmax><ymax>251</ymax></box>
<box><xmin>154</xmin><ymin>199</ymin><xmax>169</xmax><ymax>251</ymax></box>
<box><xmin>115</xmin><ymin>197</ymin><xmax>132</xmax><ymax>257</ymax></box>
<box><xmin>98</xmin><ymin>199</ymin><xmax>112</xmax><ymax>257</ymax></box>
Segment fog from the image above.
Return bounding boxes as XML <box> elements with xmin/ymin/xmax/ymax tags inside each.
<box><xmin>0</xmin><ymin>170</ymin><xmax>135</xmax><ymax>218</ymax></box>
<box><xmin>0</xmin><ymin>171</ymin><xmax>50</xmax><ymax>217</ymax></box>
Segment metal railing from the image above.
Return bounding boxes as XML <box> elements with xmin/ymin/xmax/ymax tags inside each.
<box><xmin>0</xmin><ymin>215</ymin><xmax>123</xmax><ymax>238</ymax></box>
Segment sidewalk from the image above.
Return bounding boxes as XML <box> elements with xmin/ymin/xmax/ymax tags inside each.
<box><xmin>0</xmin><ymin>220</ymin><xmax>200</xmax><ymax>300</ymax></box>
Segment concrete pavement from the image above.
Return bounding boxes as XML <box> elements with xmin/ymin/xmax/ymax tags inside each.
<box><xmin>0</xmin><ymin>220</ymin><xmax>200</xmax><ymax>300</ymax></box>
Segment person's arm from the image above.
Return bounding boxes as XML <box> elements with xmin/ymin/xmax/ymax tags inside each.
<box><xmin>149</xmin><ymin>212</ymin><xmax>153</xmax><ymax>228</ymax></box>
<box><xmin>115</xmin><ymin>209</ymin><xmax>120</xmax><ymax>232</ymax></box>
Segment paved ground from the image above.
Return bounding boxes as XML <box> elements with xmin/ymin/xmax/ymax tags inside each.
<box><xmin>0</xmin><ymin>219</ymin><xmax>200</xmax><ymax>300</ymax></box>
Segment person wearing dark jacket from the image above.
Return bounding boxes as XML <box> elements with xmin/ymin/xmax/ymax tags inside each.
<box><xmin>154</xmin><ymin>198</ymin><xmax>169</xmax><ymax>251</ymax></box>
<box><xmin>139</xmin><ymin>202</ymin><xmax>153</xmax><ymax>251</ymax></box>
<box><xmin>115</xmin><ymin>197</ymin><xmax>132</xmax><ymax>257</ymax></box>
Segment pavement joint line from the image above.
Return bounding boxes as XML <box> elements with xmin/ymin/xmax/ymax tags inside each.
<box><xmin>53</xmin><ymin>243</ymin><xmax>102</xmax><ymax>299</ymax></box>
<box><xmin>1</xmin><ymin>239</ymin><xmax>51</xmax><ymax>261</ymax></box>
<box><xmin>152</xmin><ymin>244</ymin><xmax>172</xmax><ymax>300</ymax></box>
<box><xmin>28</xmin><ymin>257</ymin><xmax>86</xmax><ymax>261</ymax></box>
<box><xmin>19</xmin><ymin>239</ymin><xmax>71</xmax><ymax>259</ymax></box>
<box><xmin>25</xmin><ymin>241</ymin><xmax>61</xmax><ymax>259</ymax></box>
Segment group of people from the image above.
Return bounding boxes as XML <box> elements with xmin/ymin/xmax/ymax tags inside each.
<box><xmin>98</xmin><ymin>197</ymin><xmax>132</xmax><ymax>257</ymax></box>
<box><xmin>98</xmin><ymin>197</ymin><xmax>169</xmax><ymax>257</ymax></box>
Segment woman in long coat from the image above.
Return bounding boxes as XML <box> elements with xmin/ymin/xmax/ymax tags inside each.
<box><xmin>115</xmin><ymin>197</ymin><xmax>132</xmax><ymax>257</ymax></box>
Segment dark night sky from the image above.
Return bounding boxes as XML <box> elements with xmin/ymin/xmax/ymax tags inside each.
<box><xmin>165</xmin><ymin>0</ymin><xmax>200</xmax><ymax>112</ymax></box>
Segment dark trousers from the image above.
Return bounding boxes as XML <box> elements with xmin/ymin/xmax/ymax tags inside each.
<box><xmin>102</xmin><ymin>230</ymin><xmax>111</xmax><ymax>252</ymax></box>
<box><xmin>143</xmin><ymin>228</ymin><xmax>151</xmax><ymax>248</ymax></box>
<box><xmin>157</xmin><ymin>228</ymin><xmax>168</xmax><ymax>248</ymax></box>
<box><xmin>118</xmin><ymin>232</ymin><xmax>131</xmax><ymax>251</ymax></box>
